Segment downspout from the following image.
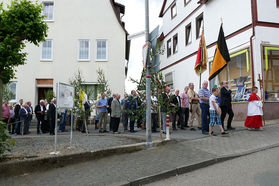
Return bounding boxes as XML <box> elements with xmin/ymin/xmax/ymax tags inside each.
<box><xmin>250</xmin><ymin>0</ymin><xmax>258</xmax><ymax>86</ymax></box>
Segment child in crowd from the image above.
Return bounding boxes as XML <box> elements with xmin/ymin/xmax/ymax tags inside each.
<box><xmin>209</xmin><ymin>87</ymin><xmax>228</xmax><ymax>136</ymax></box>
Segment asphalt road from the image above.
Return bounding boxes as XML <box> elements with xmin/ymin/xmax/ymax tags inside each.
<box><xmin>148</xmin><ymin>146</ymin><xmax>279</xmax><ymax>186</ymax></box>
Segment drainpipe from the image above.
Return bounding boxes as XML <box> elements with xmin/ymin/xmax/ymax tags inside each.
<box><xmin>250</xmin><ymin>0</ymin><xmax>257</xmax><ymax>86</ymax></box>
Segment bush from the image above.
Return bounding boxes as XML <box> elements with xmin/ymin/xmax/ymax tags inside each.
<box><xmin>0</xmin><ymin>121</ymin><xmax>15</xmax><ymax>158</ymax></box>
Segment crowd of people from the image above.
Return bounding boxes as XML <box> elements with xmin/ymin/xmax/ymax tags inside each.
<box><xmin>1</xmin><ymin>98</ymin><xmax>57</xmax><ymax>135</ymax></box>
<box><xmin>2</xmin><ymin>80</ymin><xmax>264</xmax><ymax>136</ymax></box>
<box><xmin>94</xmin><ymin>80</ymin><xmax>263</xmax><ymax>135</ymax></box>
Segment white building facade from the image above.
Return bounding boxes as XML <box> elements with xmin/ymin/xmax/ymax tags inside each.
<box><xmin>6</xmin><ymin>0</ymin><xmax>129</xmax><ymax>104</ymax></box>
<box><xmin>159</xmin><ymin>0</ymin><xmax>279</xmax><ymax>120</ymax></box>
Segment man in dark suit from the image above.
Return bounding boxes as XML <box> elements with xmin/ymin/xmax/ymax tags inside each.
<box><xmin>161</xmin><ymin>87</ymin><xmax>170</xmax><ymax>134</ymax></box>
<box><xmin>107</xmin><ymin>94</ymin><xmax>116</xmax><ymax>131</ymax></box>
<box><xmin>127</xmin><ymin>90</ymin><xmax>138</xmax><ymax>133</ymax></box>
<box><xmin>170</xmin><ymin>89</ymin><xmax>184</xmax><ymax>130</ymax></box>
<box><xmin>35</xmin><ymin>100</ymin><xmax>46</xmax><ymax>134</ymax></box>
<box><xmin>220</xmin><ymin>81</ymin><xmax>235</xmax><ymax>130</ymax></box>
<box><xmin>48</xmin><ymin>98</ymin><xmax>56</xmax><ymax>135</ymax></box>
<box><xmin>26</xmin><ymin>101</ymin><xmax>33</xmax><ymax>134</ymax></box>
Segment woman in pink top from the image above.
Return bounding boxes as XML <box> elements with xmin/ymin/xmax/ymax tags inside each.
<box><xmin>2</xmin><ymin>100</ymin><xmax>10</xmax><ymax>131</ymax></box>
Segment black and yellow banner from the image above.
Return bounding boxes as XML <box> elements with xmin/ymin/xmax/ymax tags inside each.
<box><xmin>208</xmin><ymin>25</ymin><xmax>230</xmax><ymax>80</ymax></box>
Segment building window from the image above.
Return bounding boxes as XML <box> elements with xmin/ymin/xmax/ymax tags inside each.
<box><xmin>184</xmin><ymin>0</ymin><xmax>191</xmax><ymax>6</ymax></box>
<box><xmin>96</xmin><ymin>40</ymin><xmax>108</xmax><ymax>61</ymax></box>
<box><xmin>263</xmin><ymin>46</ymin><xmax>279</xmax><ymax>102</ymax></box>
<box><xmin>81</xmin><ymin>83</ymin><xmax>100</xmax><ymax>101</ymax></box>
<box><xmin>167</xmin><ymin>39</ymin><xmax>172</xmax><ymax>57</ymax></box>
<box><xmin>43</xmin><ymin>2</ymin><xmax>54</xmax><ymax>21</ymax></box>
<box><xmin>171</xmin><ymin>3</ymin><xmax>177</xmax><ymax>19</ymax></box>
<box><xmin>196</xmin><ymin>13</ymin><xmax>203</xmax><ymax>39</ymax></box>
<box><xmin>41</xmin><ymin>40</ymin><xmax>53</xmax><ymax>61</ymax></box>
<box><xmin>185</xmin><ymin>23</ymin><xmax>192</xmax><ymax>45</ymax></box>
<box><xmin>210</xmin><ymin>49</ymin><xmax>251</xmax><ymax>102</ymax></box>
<box><xmin>173</xmin><ymin>34</ymin><xmax>178</xmax><ymax>54</ymax></box>
<box><xmin>165</xmin><ymin>72</ymin><xmax>174</xmax><ymax>90</ymax></box>
<box><xmin>4</xmin><ymin>82</ymin><xmax>17</xmax><ymax>102</ymax></box>
<box><xmin>78</xmin><ymin>40</ymin><xmax>90</xmax><ymax>61</ymax></box>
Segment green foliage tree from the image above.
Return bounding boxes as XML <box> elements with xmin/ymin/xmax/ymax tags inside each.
<box><xmin>69</xmin><ymin>70</ymin><xmax>93</xmax><ymax>131</ymax></box>
<box><xmin>97</xmin><ymin>68</ymin><xmax>111</xmax><ymax>97</ymax></box>
<box><xmin>0</xmin><ymin>0</ymin><xmax>48</xmax><ymax>117</ymax></box>
<box><xmin>0</xmin><ymin>0</ymin><xmax>47</xmax><ymax>156</ymax></box>
<box><xmin>45</xmin><ymin>90</ymin><xmax>55</xmax><ymax>103</ymax></box>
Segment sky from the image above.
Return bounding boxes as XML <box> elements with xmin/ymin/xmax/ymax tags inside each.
<box><xmin>115</xmin><ymin>0</ymin><xmax>163</xmax><ymax>93</ymax></box>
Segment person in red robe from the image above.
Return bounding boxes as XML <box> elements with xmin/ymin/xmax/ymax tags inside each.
<box><xmin>244</xmin><ymin>86</ymin><xmax>263</xmax><ymax>129</ymax></box>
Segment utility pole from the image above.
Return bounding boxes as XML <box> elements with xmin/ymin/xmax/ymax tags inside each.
<box><xmin>145</xmin><ymin>0</ymin><xmax>152</xmax><ymax>146</ymax></box>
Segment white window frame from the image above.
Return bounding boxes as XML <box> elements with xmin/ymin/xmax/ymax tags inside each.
<box><xmin>78</xmin><ymin>39</ymin><xmax>91</xmax><ymax>61</ymax></box>
<box><xmin>40</xmin><ymin>39</ymin><xmax>53</xmax><ymax>61</ymax></box>
<box><xmin>6</xmin><ymin>81</ymin><xmax>17</xmax><ymax>103</ymax></box>
<box><xmin>96</xmin><ymin>39</ymin><xmax>108</xmax><ymax>62</ymax></box>
<box><xmin>42</xmin><ymin>1</ymin><xmax>54</xmax><ymax>22</ymax></box>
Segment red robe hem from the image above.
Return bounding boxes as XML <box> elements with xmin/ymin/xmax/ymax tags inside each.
<box><xmin>244</xmin><ymin>115</ymin><xmax>263</xmax><ymax>128</ymax></box>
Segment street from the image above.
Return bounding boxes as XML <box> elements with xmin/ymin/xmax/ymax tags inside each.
<box><xmin>148</xmin><ymin>146</ymin><xmax>279</xmax><ymax>186</ymax></box>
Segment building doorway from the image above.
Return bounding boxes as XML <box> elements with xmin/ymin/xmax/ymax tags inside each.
<box><xmin>36</xmin><ymin>79</ymin><xmax>54</xmax><ymax>104</ymax></box>
<box><xmin>37</xmin><ymin>87</ymin><xmax>53</xmax><ymax>104</ymax></box>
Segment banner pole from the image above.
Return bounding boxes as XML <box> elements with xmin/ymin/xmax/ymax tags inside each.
<box><xmin>54</xmin><ymin>83</ymin><xmax>58</xmax><ymax>153</ymax></box>
<box><xmin>70</xmin><ymin>109</ymin><xmax>73</xmax><ymax>146</ymax></box>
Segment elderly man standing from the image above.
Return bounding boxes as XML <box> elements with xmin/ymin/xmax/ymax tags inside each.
<box><xmin>111</xmin><ymin>94</ymin><xmax>121</xmax><ymax>134</ymax></box>
<box><xmin>127</xmin><ymin>90</ymin><xmax>138</xmax><ymax>133</ymax></box>
<box><xmin>170</xmin><ymin>89</ymin><xmax>183</xmax><ymax>130</ymax></box>
<box><xmin>220</xmin><ymin>81</ymin><xmax>235</xmax><ymax>130</ymax></box>
<box><xmin>35</xmin><ymin>100</ymin><xmax>46</xmax><ymax>134</ymax></box>
<box><xmin>188</xmin><ymin>83</ymin><xmax>201</xmax><ymax>131</ymax></box>
<box><xmin>97</xmin><ymin>93</ymin><xmax>109</xmax><ymax>133</ymax></box>
<box><xmin>181</xmin><ymin>86</ymin><xmax>190</xmax><ymax>128</ymax></box>
<box><xmin>199</xmin><ymin>81</ymin><xmax>211</xmax><ymax>134</ymax></box>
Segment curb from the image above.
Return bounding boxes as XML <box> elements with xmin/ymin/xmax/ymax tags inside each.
<box><xmin>122</xmin><ymin>142</ymin><xmax>279</xmax><ymax>186</ymax></box>
<box><xmin>0</xmin><ymin>140</ymin><xmax>174</xmax><ymax>178</ymax></box>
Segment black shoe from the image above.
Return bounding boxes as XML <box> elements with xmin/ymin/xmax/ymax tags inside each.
<box><xmin>202</xmin><ymin>131</ymin><xmax>209</xmax><ymax>135</ymax></box>
<box><xmin>198</xmin><ymin>127</ymin><xmax>202</xmax><ymax>130</ymax></box>
<box><xmin>152</xmin><ymin>130</ymin><xmax>158</xmax><ymax>133</ymax></box>
<box><xmin>227</xmin><ymin>127</ymin><xmax>235</xmax><ymax>131</ymax></box>
<box><xmin>99</xmin><ymin>130</ymin><xmax>103</xmax><ymax>133</ymax></box>
<box><xmin>130</xmin><ymin>130</ymin><xmax>137</xmax><ymax>133</ymax></box>
<box><xmin>37</xmin><ymin>132</ymin><xmax>41</xmax><ymax>135</ymax></box>
<box><xmin>180</xmin><ymin>128</ymin><xmax>185</xmax><ymax>130</ymax></box>
<box><xmin>190</xmin><ymin>128</ymin><xmax>196</xmax><ymax>131</ymax></box>
<box><xmin>185</xmin><ymin>125</ymin><xmax>189</xmax><ymax>128</ymax></box>
<box><xmin>103</xmin><ymin>130</ymin><xmax>109</xmax><ymax>133</ymax></box>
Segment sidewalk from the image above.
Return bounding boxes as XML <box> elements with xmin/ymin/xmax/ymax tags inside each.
<box><xmin>6</xmin><ymin>119</ymin><xmax>278</xmax><ymax>158</ymax></box>
<box><xmin>1</xmin><ymin>122</ymin><xmax>279</xmax><ymax>185</ymax></box>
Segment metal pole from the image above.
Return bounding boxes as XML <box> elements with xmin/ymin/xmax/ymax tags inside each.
<box><xmin>145</xmin><ymin>0</ymin><xmax>152</xmax><ymax>146</ymax></box>
<box><xmin>54</xmin><ymin>83</ymin><xmax>58</xmax><ymax>153</ymax></box>
<box><xmin>70</xmin><ymin>109</ymin><xmax>73</xmax><ymax>147</ymax></box>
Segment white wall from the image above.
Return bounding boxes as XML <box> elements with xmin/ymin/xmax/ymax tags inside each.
<box><xmin>257</xmin><ymin>0</ymin><xmax>279</xmax><ymax>23</ymax></box>
<box><xmin>160</xmin><ymin>0</ymin><xmax>252</xmax><ymax>92</ymax></box>
<box><xmin>12</xmin><ymin>0</ymin><xmax>126</xmax><ymax>104</ymax></box>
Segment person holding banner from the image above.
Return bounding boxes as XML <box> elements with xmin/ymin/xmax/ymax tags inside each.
<box><xmin>244</xmin><ymin>86</ymin><xmax>263</xmax><ymax>130</ymax></box>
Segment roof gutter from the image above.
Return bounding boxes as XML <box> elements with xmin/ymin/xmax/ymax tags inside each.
<box><xmin>250</xmin><ymin>0</ymin><xmax>258</xmax><ymax>86</ymax></box>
